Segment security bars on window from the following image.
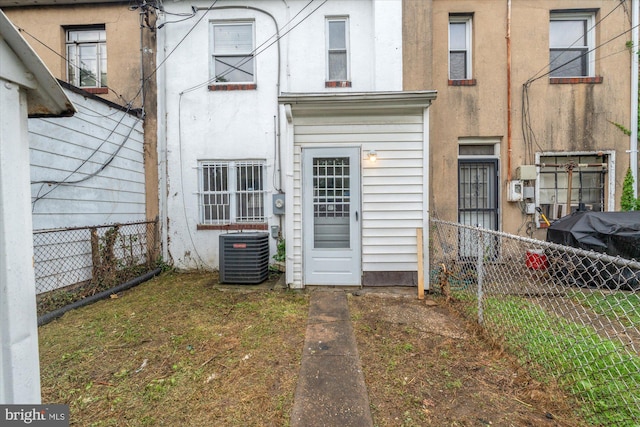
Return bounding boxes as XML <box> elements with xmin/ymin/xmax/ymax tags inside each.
<box><xmin>199</xmin><ymin>161</ymin><xmax>265</xmax><ymax>224</ymax></box>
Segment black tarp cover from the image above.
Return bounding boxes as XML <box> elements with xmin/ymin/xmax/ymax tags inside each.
<box><xmin>546</xmin><ymin>211</ymin><xmax>640</xmax><ymax>260</ymax></box>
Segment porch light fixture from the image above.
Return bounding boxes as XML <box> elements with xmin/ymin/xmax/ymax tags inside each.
<box><xmin>368</xmin><ymin>150</ymin><xmax>377</xmax><ymax>162</ymax></box>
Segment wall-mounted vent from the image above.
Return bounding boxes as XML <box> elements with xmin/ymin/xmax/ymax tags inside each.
<box><xmin>219</xmin><ymin>232</ymin><xmax>269</xmax><ymax>284</ymax></box>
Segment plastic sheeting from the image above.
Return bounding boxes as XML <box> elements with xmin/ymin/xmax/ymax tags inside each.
<box><xmin>546</xmin><ymin>211</ymin><xmax>640</xmax><ymax>260</ymax></box>
<box><xmin>546</xmin><ymin>211</ymin><xmax>640</xmax><ymax>290</ymax></box>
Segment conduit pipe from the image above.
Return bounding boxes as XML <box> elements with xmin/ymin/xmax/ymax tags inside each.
<box><xmin>506</xmin><ymin>0</ymin><xmax>512</xmax><ymax>181</ymax></box>
<box><xmin>631</xmin><ymin>0</ymin><xmax>639</xmax><ymax>197</ymax></box>
<box><xmin>37</xmin><ymin>268</ymin><xmax>162</xmax><ymax>327</ymax></box>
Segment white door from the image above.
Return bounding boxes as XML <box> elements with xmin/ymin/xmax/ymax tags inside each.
<box><xmin>302</xmin><ymin>147</ymin><xmax>361</xmax><ymax>285</ymax></box>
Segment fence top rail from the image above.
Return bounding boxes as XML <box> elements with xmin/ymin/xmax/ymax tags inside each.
<box><xmin>33</xmin><ymin>220</ymin><xmax>157</xmax><ymax>235</ymax></box>
<box><xmin>430</xmin><ymin>217</ymin><xmax>640</xmax><ymax>270</ymax></box>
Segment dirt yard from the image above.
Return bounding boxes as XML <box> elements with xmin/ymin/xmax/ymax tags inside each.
<box><xmin>349</xmin><ymin>290</ymin><xmax>588</xmax><ymax>427</ymax></box>
<box><xmin>38</xmin><ymin>272</ymin><xmax>588</xmax><ymax>426</ymax></box>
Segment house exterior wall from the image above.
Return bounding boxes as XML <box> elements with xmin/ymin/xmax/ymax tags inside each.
<box><xmin>29</xmin><ymin>86</ymin><xmax>145</xmax><ymax>230</ymax></box>
<box><xmin>3</xmin><ymin>3</ymin><xmax>160</xmax><ymax>225</ymax></box>
<box><xmin>2</xmin><ymin>4</ymin><xmax>141</xmax><ymax>108</ymax></box>
<box><xmin>404</xmin><ymin>0</ymin><xmax>632</xmax><ymax>238</ymax></box>
<box><xmin>159</xmin><ymin>0</ymin><xmax>403</xmax><ymax>271</ymax></box>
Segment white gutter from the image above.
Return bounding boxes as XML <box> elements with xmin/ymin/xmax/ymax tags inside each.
<box><xmin>632</xmin><ymin>0</ymin><xmax>639</xmax><ymax>198</ymax></box>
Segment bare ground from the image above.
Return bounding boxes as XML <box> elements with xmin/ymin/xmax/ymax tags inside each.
<box><xmin>349</xmin><ymin>290</ymin><xmax>588</xmax><ymax>427</ymax></box>
<box><xmin>38</xmin><ymin>272</ymin><xmax>589</xmax><ymax>426</ymax></box>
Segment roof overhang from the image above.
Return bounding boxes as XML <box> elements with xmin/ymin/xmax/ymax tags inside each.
<box><xmin>0</xmin><ymin>9</ymin><xmax>74</xmax><ymax>117</ymax></box>
<box><xmin>279</xmin><ymin>91</ymin><xmax>437</xmax><ymax>117</ymax></box>
<box><xmin>0</xmin><ymin>1</ymin><xmax>126</xmax><ymax>6</ymax></box>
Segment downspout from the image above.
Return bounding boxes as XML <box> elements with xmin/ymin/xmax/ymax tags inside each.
<box><xmin>506</xmin><ymin>0</ymin><xmax>512</xmax><ymax>181</ymax></box>
<box><xmin>195</xmin><ymin>5</ymin><xmax>283</xmax><ymax>192</ymax></box>
<box><xmin>632</xmin><ymin>0</ymin><xmax>639</xmax><ymax>198</ymax></box>
<box><xmin>157</xmin><ymin>10</ymin><xmax>169</xmax><ymax>261</ymax></box>
<box><xmin>139</xmin><ymin>6</ymin><xmax>146</xmax><ymax>116</ymax></box>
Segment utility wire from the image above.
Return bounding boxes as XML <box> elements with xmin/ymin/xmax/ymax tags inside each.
<box><xmin>522</xmin><ymin>3</ymin><xmax>638</xmax><ymax>164</ymax></box>
<box><xmin>17</xmin><ymin>27</ymin><xmax>131</xmax><ymax>107</ymax></box>
<box><xmin>181</xmin><ymin>0</ymin><xmax>326</xmax><ymax>94</ymax></box>
<box><xmin>527</xmin><ymin>0</ymin><xmax>626</xmax><ymax>83</ymax></box>
<box><xmin>31</xmin><ymin>108</ymin><xmax>140</xmax><ymax>209</ymax></box>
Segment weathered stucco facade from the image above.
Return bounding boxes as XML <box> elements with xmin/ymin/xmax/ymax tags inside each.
<box><xmin>404</xmin><ymin>0</ymin><xmax>633</xmax><ymax>238</ymax></box>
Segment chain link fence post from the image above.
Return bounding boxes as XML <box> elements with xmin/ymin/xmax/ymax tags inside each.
<box><xmin>476</xmin><ymin>227</ymin><xmax>484</xmax><ymax>326</ymax></box>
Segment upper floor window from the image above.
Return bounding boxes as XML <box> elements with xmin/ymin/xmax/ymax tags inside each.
<box><xmin>449</xmin><ymin>15</ymin><xmax>472</xmax><ymax>80</ymax></box>
<box><xmin>549</xmin><ymin>12</ymin><xmax>595</xmax><ymax>77</ymax></box>
<box><xmin>66</xmin><ymin>26</ymin><xmax>107</xmax><ymax>89</ymax></box>
<box><xmin>326</xmin><ymin>17</ymin><xmax>350</xmax><ymax>82</ymax></box>
<box><xmin>210</xmin><ymin>21</ymin><xmax>255</xmax><ymax>84</ymax></box>
<box><xmin>198</xmin><ymin>160</ymin><xmax>265</xmax><ymax>225</ymax></box>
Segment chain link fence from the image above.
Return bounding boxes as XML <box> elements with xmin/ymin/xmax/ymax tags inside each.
<box><xmin>33</xmin><ymin>220</ymin><xmax>159</xmax><ymax>316</ymax></box>
<box><xmin>429</xmin><ymin>217</ymin><xmax>640</xmax><ymax>427</ymax></box>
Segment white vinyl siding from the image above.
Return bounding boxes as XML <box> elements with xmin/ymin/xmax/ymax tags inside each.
<box><xmin>29</xmin><ymin>88</ymin><xmax>145</xmax><ymax>230</ymax></box>
<box><xmin>291</xmin><ymin>114</ymin><xmax>425</xmax><ymax>286</ymax></box>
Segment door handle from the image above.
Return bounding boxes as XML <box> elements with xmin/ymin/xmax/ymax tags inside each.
<box><xmin>355</xmin><ymin>211</ymin><xmax>358</xmax><ymax>221</ymax></box>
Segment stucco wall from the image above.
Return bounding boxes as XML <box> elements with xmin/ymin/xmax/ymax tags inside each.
<box><xmin>3</xmin><ymin>4</ymin><xmax>142</xmax><ymax>109</ymax></box>
<box><xmin>159</xmin><ymin>0</ymin><xmax>403</xmax><ymax>270</ymax></box>
<box><xmin>405</xmin><ymin>0</ymin><xmax>632</xmax><ymax>238</ymax></box>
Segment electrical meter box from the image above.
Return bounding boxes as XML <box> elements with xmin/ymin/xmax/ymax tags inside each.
<box><xmin>273</xmin><ymin>193</ymin><xmax>285</xmax><ymax>215</ymax></box>
<box><xmin>507</xmin><ymin>180</ymin><xmax>523</xmax><ymax>202</ymax></box>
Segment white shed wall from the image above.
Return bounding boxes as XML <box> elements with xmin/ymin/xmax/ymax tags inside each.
<box><xmin>290</xmin><ymin>112</ymin><xmax>425</xmax><ymax>287</ymax></box>
<box><xmin>29</xmin><ymin>88</ymin><xmax>145</xmax><ymax>230</ymax></box>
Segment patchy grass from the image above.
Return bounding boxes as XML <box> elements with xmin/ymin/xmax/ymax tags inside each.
<box><xmin>452</xmin><ymin>293</ymin><xmax>640</xmax><ymax>426</ymax></box>
<box><xmin>572</xmin><ymin>291</ymin><xmax>640</xmax><ymax>326</ymax></box>
<box><xmin>349</xmin><ymin>293</ymin><xmax>589</xmax><ymax>427</ymax></box>
<box><xmin>40</xmin><ymin>273</ymin><xmax>595</xmax><ymax>426</ymax></box>
<box><xmin>38</xmin><ymin>271</ymin><xmax>308</xmax><ymax>426</ymax></box>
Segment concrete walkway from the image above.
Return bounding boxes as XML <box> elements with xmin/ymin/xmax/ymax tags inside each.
<box><xmin>290</xmin><ymin>290</ymin><xmax>373</xmax><ymax>427</ymax></box>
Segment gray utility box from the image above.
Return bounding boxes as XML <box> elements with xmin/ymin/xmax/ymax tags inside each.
<box><xmin>219</xmin><ymin>232</ymin><xmax>270</xmax><ymax>284</ymax></box>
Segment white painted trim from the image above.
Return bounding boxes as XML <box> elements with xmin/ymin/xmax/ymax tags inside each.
<box><xmin>281</xmin><ymin>104</ymin><xmax>297</xmax><ymax>287</ymax></box>
<box><xmin>325</xmin><ymin>16</ymin><xmax>350</xmax><ymax>82</ymax></box>
<box><xmin>534</xmin><ymin>150</ymin><xmax>616</xmax><ymax>217</ymax></box>
<box><xmin>549</xmin><ymin>11</ymin><xmax>596</xmax><ymax>77</ymax></box>
<box><xmin>0</xmin><ymin>81</ymin><xmax>41</xmax><ymax>404</ymax></box>
<box><xmin>422</xmin><ymin>106</ymin><xmax>430</xmax><ymax>290</ymax></box>
<box><xmin>448</xmin><ymin>15</ymin><xmax>473</xmax><ymax>80</ymax></box>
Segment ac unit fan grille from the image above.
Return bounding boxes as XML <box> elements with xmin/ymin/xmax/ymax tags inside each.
<box><xmin>219</xmin><ymin>232</ymin><xmax>270</xmax><ymax>284</ymax></box>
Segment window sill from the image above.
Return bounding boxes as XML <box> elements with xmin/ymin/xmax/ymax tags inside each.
<box><xmin>325</xmin><ymin>81</ymin><xmax>352</xmax><ymax>88</ymax></box>
<box><xmin>197</xmin><ymin>223</ymin><xmax>267</xmax><ymax>231</ymax></box>
<box><xmin>82</xmin><ymin>87</ymin><xmax>109</xmax><ymax>94</ymax></box>
<box><xmin>448</xmin><ymin>79</ymin><xmax>477</xmax><ymax>86</ymax></box>
<box><xmin>549</xmin><ymin>76</ymin><xmax>603</xmax><ymax>84</ymax></box>
<box><xmin>208</xmin><ymin>83</ymin><xmax>257</xmax><ymax>91</ymax></box>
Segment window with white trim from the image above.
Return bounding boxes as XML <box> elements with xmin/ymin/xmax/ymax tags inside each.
<box><xmin>198</xmin><ymin>161</ymin><xmax>265</xmax><ymax>224</ymax></box>
<box><xmin>549</xmin><ymin>12</ymin><xmax>595</xmax><ymax>77</ymax></box>
<box><xmin>210</xmin><ymin>21</ymin><xmax>255</xmax><ymax>83</ymax></box>
<box><xmin>66</xmin><ymin>26</ymin><xmax>107</xmax><ymax>88</ymax></box>
<box><xmin>538</xmin><ymin>154</ymin><xmax>606</xmax><ymax>221</ymax></box>
<box><xmin>326</xmin><ymin>17</ymin><xmax>349</xmax><ymax>81</ymax></box>
<box><xmin>449</xmin><ymin>15</ymin><xmax>472</xmax><ymax>80</ymax></box>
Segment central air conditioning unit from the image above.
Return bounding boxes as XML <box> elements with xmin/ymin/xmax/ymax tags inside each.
<box><xmin>219</xmin><ymin>232</ymin><xmax>270</xmax><ymax>284</ymax></box>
